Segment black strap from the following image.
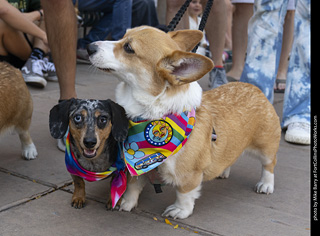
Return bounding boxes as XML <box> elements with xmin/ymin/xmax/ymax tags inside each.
<box><xmin>154</xmin><ymin>184</ymin><xmax>163</xmax><ymax>193</ymax></box>
<box><xmin>192</xmin><ymin>0</ymin><xmax>214</xmax><ymax>53</ymax></box>
<box><xmin>167</xmin><ymin>0</ymin><xmax>192</xmax><ymax>32</ymax></box>
<box><xmin>166</xmin><ymin>0</ymin><xmax>214</xmax><ymax>52</ymax></box>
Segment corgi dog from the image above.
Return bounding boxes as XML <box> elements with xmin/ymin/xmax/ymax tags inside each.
<box><xmin>87</xmin><ymin>26</ymin><xmax>281</xmax><ymax>219</ymax></box>
<box><xmin>0</xmin><ymin>62</ymin><xmax>38</xmax><ymax>160</ymax></box>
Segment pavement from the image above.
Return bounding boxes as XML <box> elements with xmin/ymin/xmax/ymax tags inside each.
<box><xmin>0</xmin><ymin>63</ymin><xmax>311</xmax><ymax>236</ymax></box>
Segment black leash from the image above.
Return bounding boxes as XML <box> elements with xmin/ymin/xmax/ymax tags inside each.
<box><xmin>166</xmin><ymin>0</ymin><xmax>214</xmax><ymax>53</ymax></box>
<box><xmin>167</xmin><ymin>0</ymin><xmax>192</xmax><ymax>32</ymax></box>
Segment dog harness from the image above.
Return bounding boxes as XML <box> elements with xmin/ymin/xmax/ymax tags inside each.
<box><xmin>65</xmin><ymin>133</ymin><xmax>126</xmax><ymax>208</ymax></box>
<box><xmin>123</xmin><ymin>108</ymin><xmax>196</xmax><ymax>176</ymax></box>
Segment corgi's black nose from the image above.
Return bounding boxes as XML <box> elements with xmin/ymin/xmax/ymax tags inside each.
<box><xmin>83</xmin><ymin>137</ymin><xmax>97</xmax><ymax>149</ymax></box>
<box><xmin>87</xmin><ymin>43</ymin><xmax>98</xmax><ymax>56</ymax></box>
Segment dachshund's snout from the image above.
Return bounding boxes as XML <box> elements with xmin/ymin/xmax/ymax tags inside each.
<box><xmin>83</xmin><ymin>137</ymin><xmax>97</xmax><ymax>149</ymax></box>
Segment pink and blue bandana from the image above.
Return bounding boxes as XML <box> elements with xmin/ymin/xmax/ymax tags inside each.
<box><xmin>65</xmin><ymin>133</ymin><xmax>126</xmax><ymax>208</ymax></box>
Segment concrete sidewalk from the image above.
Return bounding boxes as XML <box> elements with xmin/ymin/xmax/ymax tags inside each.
<box><xmin>0</xmin><ymin>64</ymin><xmax>310</xmax><ymax>236</ymax></box>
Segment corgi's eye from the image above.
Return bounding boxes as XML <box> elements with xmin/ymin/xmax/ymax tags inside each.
<box><xmin>123</xmin><ymin>42</ymin><xmax>135</xmax><ymax>54</ymax></box>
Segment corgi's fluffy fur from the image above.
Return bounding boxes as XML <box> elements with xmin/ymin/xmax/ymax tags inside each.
<box><xmin>0</xmin><ymin>62</ymin><xmax>38</xmax><ymax>160</ymax></box>
<box><xmin>88</xmin><ymin>26</ymin><xmax>281</xmax><ymax>219</ymax></box>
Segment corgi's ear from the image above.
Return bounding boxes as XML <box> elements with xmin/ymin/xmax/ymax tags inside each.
<box><xmin>157</xmin><ymin>50</ymin><xmax>214</xmax><ymax>86</ymax></box>
<box><xmin>168</xmin><ymin>30</ymin><xmax>203</xmax><ymax>52</ymax></box>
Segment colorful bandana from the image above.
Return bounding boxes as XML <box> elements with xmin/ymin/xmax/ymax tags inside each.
<box><xmin>65</xmin><ymin>133</ymin><xmax>126</xmax><ymax>208</ymax></box>
<box><xmin>123</xmin><ymin>108</ymin><xmax>196</xmax><ymax>176</ymax></box>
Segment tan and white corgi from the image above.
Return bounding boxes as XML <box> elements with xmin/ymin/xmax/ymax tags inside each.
<box><xmin>88</xmin><ymin>26</ymin><xmax>281</xmax><ymax>219</ymax></box>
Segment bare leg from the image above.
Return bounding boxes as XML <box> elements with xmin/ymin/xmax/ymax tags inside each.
<box><xmin>226</xmin><ymin>3</ymin><xmax>253</xmax><ymax>80</ymax></box>
<box><xmin>41</xmin><ymin>0</ymin><xmax>77</xmax><ymax>100</ymax></box>
<box><xmin>32</xmin><ymin>20</ymin><xmax>49</xmax><ymax>54</ymax></box>
<box><xmin>224</xmin><ymin>0</ymin><xmax>234</xmax><ymax>51</ymax></box>
<box><xmin>166</xmin><ymin>0</ymin><xmax>189</xmax><ymax>30</ymax></box>
<box><xmin>0</xmin><ymin>19</ymin><xmax>31</xmax><ymax>60</ymax></box>
<box><xmin>203</xmin><ymin>0</ymin><xmax>226</xmax><ymax>67</ymax></box>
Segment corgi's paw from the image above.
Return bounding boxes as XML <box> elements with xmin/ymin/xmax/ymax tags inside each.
<box><xmin>22</xmin><ymin>143</ymin><xmax>38</xmax><ymax>160</ymax></box>
<box><xmin>119</xmin><ymin>198</ymin><xmax>137</xmax><ymax>212</ymax></box>
<box><xmin>255</xmin><ymin>169</ymin><xmax>274</xmax><ymax>194</ymax></box>
<box><xmin>218</xmin><ymin>167</ymin><xmax>231</xmax><ymax>179</ymax></box>
<box><xmin>162</xmin><ymin>204</ymin><xmax>193</xmax><ymax>219</ymax></box>
<box><xmin>255</xmin><ymin>181</ymin><xmax>274</xmax><ymax>194</ymax></box>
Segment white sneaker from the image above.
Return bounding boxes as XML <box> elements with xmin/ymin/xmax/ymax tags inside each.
<box><xmin>285</xmin><ymin>122</ymin><xmax>310</xmax><ymax>145</ymax></box>
<box><xmin>21</xmin><ymin>58</ymin><xmax>47</xmax><ymax>88</ymax></box>
<box><xmin>40</xmin><ymin>58</ymin><xmax>58</xmax><ymax>82</ymax></box>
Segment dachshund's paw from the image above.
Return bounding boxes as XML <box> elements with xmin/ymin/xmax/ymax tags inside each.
<box><xmin>71</xmin><ymin>197</ymin><xmax>86</xmax><ymax>209</ymax></box>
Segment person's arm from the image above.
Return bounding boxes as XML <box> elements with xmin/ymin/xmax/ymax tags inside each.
<box><xmin>0</xmin><ymin>0</ymin><xmax>47</xmax><ymax>45</ymax></box>
<box><xmin>23</xmin><ymin>9</ymin><xmax>44</xmax><ymax>22</ymax></box>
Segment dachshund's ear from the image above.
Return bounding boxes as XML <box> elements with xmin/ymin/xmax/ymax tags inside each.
<box><xmin>103</xmin><ymin>100</ymin><xmax>128</xmax><ymax>142</ymax></box>
<box><xmin>49</xmin><ymin>99</ymin><xmax>76</xmax><ymax>139</ymax></box>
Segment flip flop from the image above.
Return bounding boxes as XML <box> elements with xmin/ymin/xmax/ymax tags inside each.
<box><xmin>274</xmin><ymin>78</ymin><xmax>286</xmax><ymax>93</ymax></box>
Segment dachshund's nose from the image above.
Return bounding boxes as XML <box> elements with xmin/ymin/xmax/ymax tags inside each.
<box><xmin>83</xmin><ymin>137</ymin><xmax>97</xmax><ymax>149</ymax></box>
<box><xmin>87</xmin><ymin>43</ymin><xmax>98</xmax><ymax>56</ymax></box>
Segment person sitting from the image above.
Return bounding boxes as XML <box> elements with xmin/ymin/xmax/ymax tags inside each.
<box><xmin>0</xmin><ymin>0</ymin><xmax>56</xmax><ymax>88</ymax></box>
<box><xmin>74</xmin><ymin>0</ymin><xmax>132</xmax><ymax>61</ymax></box>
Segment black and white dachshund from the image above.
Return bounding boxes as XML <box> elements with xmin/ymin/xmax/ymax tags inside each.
<box><xmin>49</xmin><ymin>99</ymin><xmax>128</xmax><ymax>208</ymax></box>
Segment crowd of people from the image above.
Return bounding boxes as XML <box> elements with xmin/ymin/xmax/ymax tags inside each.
<box><xmin>0</xmin><ymin>0</ymin><xmax>310</xmax><ymax>146</ymax></box>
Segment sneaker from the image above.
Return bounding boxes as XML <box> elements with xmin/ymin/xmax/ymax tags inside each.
<box><xmin>208</xmin><ymin>67</ymin><xmax>228</xmax><ymax>89</ymax></box>
<box><xmin>285</xmin><ymin>122</ymin><xmax>310</xmax><ymax>145</ymax></box>
<box><xmin>77</xmin><ymin>48</ymin><xmax>90</xmax><ymax>64</ymax></box>
<box><xmin>41</xmin><ymin>58</ymin><xmax>58</xmax><ymax>82</ymax></box>
<box><xmin>21</xmin><ymin>58</ymin><xmax>47</xmax><ymax>88</ymax></box>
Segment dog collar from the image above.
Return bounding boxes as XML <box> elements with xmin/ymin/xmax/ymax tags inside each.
<box><xmin>65</xmin><ymin>133</ymin><xmax>126</xmax><ymax>208</ymax></box>
<box><xmin>123</xmin><ymin>108</ymin><xmax>196</xmax><ymax>176</ymax></box>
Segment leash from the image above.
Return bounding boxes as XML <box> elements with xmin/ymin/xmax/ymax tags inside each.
<box><xmin>166</xmin><ymin>0</ymin><xmax>214</xmax><ymax>53</ymax></box>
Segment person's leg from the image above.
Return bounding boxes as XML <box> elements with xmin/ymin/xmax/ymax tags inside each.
<box><xmin>203</xmin><ymin>0</ymin><xmax>228</xmax><ymax>88</ymax></box>
<box><xmin>204</xmin><ymin>0</ymin><xmax>226</xmax><ymax>68</ymax></box>
<box><xmin>166</xmin><ymin>0</ymin><xmax>189</xmax><ymax>30</ymax></box>
<box><xmin>224</xmin><ymin>0</ymin><xmax>233</xmax><ymax>51</ymax></box>
<box><xmin>240</xmin><ymin>0</ymin><xmax>288</xmax><ymax>103</ymax></box>
<box><xmin>0</xmin><ymin>19</ymin><xmax>32</xmax><ymax>61</ymax></box>
<box><xmin>77</xmin><ymin>0</ymin><xmax>113</xmax><ymax>48</ymax></box>
<box><xmin>226</xmin><ymin>2</ymin><xmax>253</xmax><ymax>81</ymax></box>
<box><xmin>275</xmin><ymin>9</ymin><xmax>295</xmax><ymax>92</ymax></box>
<box><xmin>41</xmin><ymin>0</ymin><xmax>77</xmax><ymax>100</ymax></box>
<box><xmin>282</xmin><ymin>0</ymin><xmax>310</xmax><ymax>144</ymax></box>
<box><xmin>132</xmin><ymin>0</ymin><xmax>159</xmax><ymax>28</ymax></box>
<box><xmin>111</xmin><ymin>0</ymin><xmax>132</xmax><ymax>40</ymax></box>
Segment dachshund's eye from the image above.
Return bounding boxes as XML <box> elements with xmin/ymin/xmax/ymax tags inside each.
<box><xmin>97</xmin><ymin>115</ymin><xmax>109</xmax><ymax>128</ymax></box>
<box><xmin>73</xmin><ymin>114</ymin><xmax>83</xmax><ymax>124</ymax></box>
<box><xmin>99</xmin><ymin>116</ymin><xmax>108</xmax><ymax>124</ymax></box>
<box><xmin>123</xmin><ymin>42</ymin><xmax>135</xmax><ymax>54</ymax></box>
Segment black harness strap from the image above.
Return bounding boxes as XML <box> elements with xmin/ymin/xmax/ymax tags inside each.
<box><xmin>166</xmin><ymin>0</ymin><xmax>214</xmax><ymax>53</ymax></box>
<box><xmin>167</xmin><ymin>0</ymin><xmax>192</xmax><ymax>32</ymax></box>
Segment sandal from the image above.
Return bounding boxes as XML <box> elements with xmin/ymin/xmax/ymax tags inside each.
<box><xmin>274</xmin><ymin>78</ymin><xmax>286</xmax><ymax>93</ymax></box>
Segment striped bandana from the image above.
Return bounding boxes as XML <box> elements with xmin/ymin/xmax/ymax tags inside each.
<box><xmin>65</xmin><ymin>133</ymin><xmax>126</xmax><ymax>208</ymax></box>
<box><xmin>123</xmin><ymin>108</ymin><xmax>196</xmax><ymax>176</ymax></box>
